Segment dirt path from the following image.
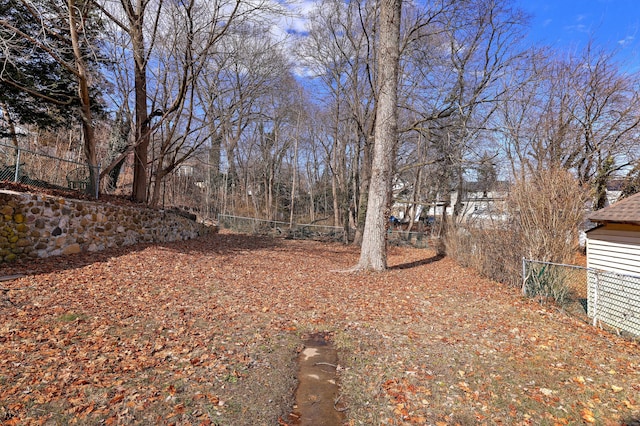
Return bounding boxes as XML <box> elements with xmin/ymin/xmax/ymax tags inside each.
<box><xmin>290</xmin><ymin>332</ymin><xmax>344</xmax><ymax>425</ymax></box>
<box><xmin>1</xmin><ymin>231</ymin><xmax>639</xmax><ymax>425</ymax></box>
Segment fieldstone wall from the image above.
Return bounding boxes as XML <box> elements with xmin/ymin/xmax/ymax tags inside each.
<box><xmin>0</xmin><ymin>190</ymin><xmax>212</xmax><ymax>263</ymax></box>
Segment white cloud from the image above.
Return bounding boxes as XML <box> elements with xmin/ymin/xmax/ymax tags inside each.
<box><xmin>264</xmin><ymin>0</ymin><xmax>320</xmax><ymax>77</ymax></box>
<box><xmin>618</xmin><ymin>35</ymin><xmax>635</xmax><ymax>46</ymax></box>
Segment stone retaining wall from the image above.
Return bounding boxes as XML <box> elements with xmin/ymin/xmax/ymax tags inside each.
<box><xmin>0</xmin><ymin>190</ymin><xmax>211</xmax><ymax>263</ymax></box>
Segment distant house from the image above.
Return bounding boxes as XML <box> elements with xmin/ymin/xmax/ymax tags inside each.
<box><xmin>451</xmin><ymin>181</ymin><xmax>509</xmax><ymax>224</ymax></box>
<box><xmin>177</xmin><ymin>163</ymin><xmax>195</xmax><ymax>177</ymax></box>
<box><xmin>587</xmin><ymin>192</ymin><xmax>640</xmax><ymax>276</ymax></box>
<box><xmin>391</xmin><ymin>180</ymin><xmax>509</xmax><ymax>225</ymax></box>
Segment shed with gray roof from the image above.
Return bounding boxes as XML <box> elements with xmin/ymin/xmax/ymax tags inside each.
<box><xmin>587</xmin><ymin>192</ymin><xmax>640</xmax><ymax>276</ymax></box>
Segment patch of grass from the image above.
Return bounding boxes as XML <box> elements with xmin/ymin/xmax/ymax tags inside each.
<box><xmin>57</xmin><ymin>312</ymin><xmax>87</xmax><ymax>322</ymax></box>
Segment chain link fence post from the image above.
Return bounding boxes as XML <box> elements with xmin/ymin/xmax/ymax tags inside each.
<box><xmin>522</xmin><ymin>257</ymin><xmax>527</xmax><ymax>295</ymax></box>
<box><xmin>13</xmin><ymin>148</ymin><xmax>21</xmax><ymax>182</ymax></box>
<box><xmin>592</xmin><ymin>271</ymin><xmax>599</xmax><ymax>327</ymax></box>
<box><xmin>95</xmin><ymin>163</ymin><xmax>100</xmax><ymax>199</ymax></box>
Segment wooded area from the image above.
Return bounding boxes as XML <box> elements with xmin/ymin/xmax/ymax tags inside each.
<box><xmin>2</xmin><ymin>0</ymin><xmax>640</xmax><ymax>267</ymax></box>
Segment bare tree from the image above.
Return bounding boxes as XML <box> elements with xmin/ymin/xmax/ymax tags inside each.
<box><xmin>68</xmin><ymin>0</ymin><xmax>99</xmax><ymax>194</ymax></box>
<box><xmin>354</xmin><ymin>0</ymin><xmax>402</xmax><ymax>271</ymax></box>
<box><xmin>497</xmin><ymin>43</ymin><xmax>640</xmax><ymax>210</ymax></box>
<box><xmin>96</xmin><ymin>0</ymin><xmax>277</xmax><ymax>202</ymax></box>
<box><xmin>406</xmin><ymin>0</ymin><xmax>525</xmax><ymax>219</ymax></box>
<box><xmin>205</xmin><ymin>23</ymin><xmax>288</xmax><ymax>181</ymax></box>
<box><xmin>296</xmin><ymin>0</ymin><xmax>378</xmax><ymax>241</ymax></box>
<box><xmin>237</xmin><ymin>73</ymin><xmax>304</xmax><ymax>220</ymax></box>
<box><xmin>496</xmin><ymin>47</ymin><xmax>551</xmax><ymax>179</ymax></box>
<box><xmin>569</xmin><ymin>44</ymin><xmax>640</xmax><ymax>209</ymax></box>
<box><xmin>0</xmin><ymin>0</ymin><xmax>104</xmax><ymax>194</ymax></box>
<box><xmin>95</xmin><ymin>0</ymin><xmax>160</xmax><ymax>202</ymax></box>
<box><xmin>145</xmin><ymin>0</ymin><xmax>208</xmax><ymax>207</ymax></box>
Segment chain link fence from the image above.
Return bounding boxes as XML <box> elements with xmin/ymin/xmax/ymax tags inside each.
<box><xmin>588</xmin><ymin>269</ymin><xmax>640</xmax><ymax>336</ymax></box>
<box><xmin>522</xmin><ymin>259</ymin><xmax>587</xmax><ymax>306</ymax></box>
<box><xmin>387</xmin><ymin>230</ymin><xmax>430</xmax><ymax>249</ymax></box>
<box><xmin>218</xmin><ymin>214</ymin><xmax>346</xmax><ymax>242</ymax></box>
<box><xmin>218</xmin><ymin>214</ymin><xmax>434</xmax><ymax>248</ymax></box>
<box><xmin>0</xmin><ymin>143</ymin><xmax>98</xmax><ymax>198</ymax></box>
<box><xmin>523</xmin><ymin>259</ymin><xmax>640</xmax><ymax>338</ymax></box>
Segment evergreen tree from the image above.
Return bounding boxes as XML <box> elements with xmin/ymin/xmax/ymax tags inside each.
<box><xmin>620</xmin><ymin>163</ymin><xmax>640</xmax><ymax>199</ymax></box>
<box><xmin>0</xmin><ymin>0</ymin><xmax>105</xmax><ymax>136</ymax></box>
<box><xmin>477</xmin><ymin>152</ymin><xmax>498</xmax><ymax>196</ymax></box>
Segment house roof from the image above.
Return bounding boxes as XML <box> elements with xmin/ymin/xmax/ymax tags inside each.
<box><xmin>589</xmin><ymin>192</ymin><xmax>640</xmax><ymax>224</ymax></box>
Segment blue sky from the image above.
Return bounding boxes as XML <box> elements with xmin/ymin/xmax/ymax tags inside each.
<box><xmin>281</xmin><ymin>0</ymin><xmax>640</xmax><ymax>75</ymax></box>
<box><xmin>515</xmin><ymin>0</ymin><xmax>640</xmax><ymax>67</ymax></box>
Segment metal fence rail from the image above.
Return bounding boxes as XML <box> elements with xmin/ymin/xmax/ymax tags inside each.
<box><xmin>218</xmin><ymin>214</ymin><xmax>346</xmax><ymax>242</ymax></box>
<box><xmin>218</xmin><ymin>215</ymin><xmax>432</xmax><ymax>248</ymax></box>
<box><xmin>523</xmin><ymin>259</ymin><xmax>640</xmax><ymax>338</ymax></box>
<box><xmin>387</xmin><ymin>230</ymin><xmax>430</xmax><ymax>249</ymax></box>
<box><xmin>0</xmin><ymin>143</ymin><xmax>98</xmax><ymax>198</ymax></box>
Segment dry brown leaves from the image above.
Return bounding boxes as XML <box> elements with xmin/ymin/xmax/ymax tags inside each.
<box><xmin>1</xmin><ymin>231</ymin><xmax>639</xmax><ymax>425</ymax></box>
<box><xmin>0</xmin><ymin>181</ymin><xmax>147</xmax><ymax>208</ymax></box>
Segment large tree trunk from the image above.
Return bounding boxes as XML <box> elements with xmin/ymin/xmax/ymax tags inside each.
<box><xmin>68</xmin><ymin>0</ymin><xmax>97</xmax><ymax>196</ymax></box>
<box><xmin>128</xmin><ymin>8</ymin><xmax>150</xmax><ymax>203</ymax></box>
<box><xmin>132</xmin><ymin>43</ymin><xmax>150</xmax><ymax>202</ymax></box>
<box><xmin>355</xmin><ymin>0</ymin><xmax>401</xmax><ymax>271</ymax></box>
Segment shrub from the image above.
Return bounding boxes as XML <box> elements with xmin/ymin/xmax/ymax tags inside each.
<box><xmin>507</xmin><ymin>168</ymin><xmax>588</xmax><ymax>264</ymax></box>
<box><xmin>523</xmin><ymin>263</ymin><xmax>571</xmax><ymax>305</ymax></box>
<box><xmin>444</xmin><ymin>168</ymin><xmax>588</xmax><ymax>297</ymax></box>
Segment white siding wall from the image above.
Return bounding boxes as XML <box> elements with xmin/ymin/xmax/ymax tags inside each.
<box><xmin>587</xmin><ymin>224</ymin><xmax>640</xmax><ymax>276</ymax></box>
<box><xmin>586</xmin><ymin>224</ymin><xmax>640</xmax><ymax>337</ymax></box>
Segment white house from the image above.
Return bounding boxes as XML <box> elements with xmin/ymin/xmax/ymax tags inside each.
<box><xmin>391</xmin><ymin>179</ymin><xmax>509</xmax><ymax>225</ymax></box>
<box><xmin>586</xmin><ymin>193</ymin><xmax>640</xmax><ymax>337</ymax></box>
<box><xmin>587</xmin><ymin>192</ymin><xmax>640</xmax><ymax>276</ymax></box>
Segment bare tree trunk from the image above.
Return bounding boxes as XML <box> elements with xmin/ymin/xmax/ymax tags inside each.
<box><xmin>331</xmin><ymin>133</ymin><xmax>340</xmax><ymax>227</ymax></box>
<box><xmin>355</xmin><ymin>0</ymin><xmax>401</xmax><ymax>271</ymax></box>
<box><xmin>307</xmin><ymin>161</ymin><xmax>315</xmax><ymax>222</ymax></box>
<box><xmin>68</xmin><ymin>0</ymin><xmax>97</xmax><ymax>196</ymax></box>
<box><xmin>353</xmin><ymin>137</ymin><xmax>372</xmax><ymax>246</ymax></box>
<box><xmin>269</xmin><ymin>167</ymin><xmax>275</xmax><ymax>219</ymax></box>
<box><xmin>289</xmin><ymin>112</ymin><xmax>300</xmax><ymax>227</ymax></box>
<box><xmin>149</xmin><ymin>157</ymin><xmax>168</xmax><ymax>207</ymax></box>
<box><xmin>406</xmin><ymin>167</ymin><xmax>422</xmax><ymax>232</ymax></box>
<box><xmin>0</xmin><ymin>102</ymin><xmax>19</xmax><ymax>149</ymax></box>
<box><xmin>332</xmin><ymin>168</ymin><xmax>340</xmax><ymax>225</ymax></box>
<box><xmin>207</xmin><ymin>130</ymin><xmax>222</xmax><ymax>214</ymax></box>
<box><xmin>289</xmin><ymin>153</ymin><xmax>297</xmax><ymax>226</ymax></box>
<box><xmin>132</xmin><ymin>24</ymin><xmax>150</xmax><ymax>203</ymax></box>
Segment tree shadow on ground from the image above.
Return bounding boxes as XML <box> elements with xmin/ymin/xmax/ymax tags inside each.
<box><xmin>389</xmin><ymin>254</ymin><xmax>444</xmax><ymax>270</ymax></box>
<box><xmin>621</xmin><ymin>415</ymin><xmax>640</xmax><ymax>426</ymax></box>
<box><xmin>1</xmin><ymin>232</ymin><xmax>281</xmax><ymax>277</ymax></box>
<box><xmin>167</xmin><ymin>231</ymin><xmax>283</xmax><ymax>255</ymax></box>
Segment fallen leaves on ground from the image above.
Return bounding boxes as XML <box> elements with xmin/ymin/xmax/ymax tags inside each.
<box><xmin>1</xmin><ymin>231</ymin><xmax>639</xmax><ymax>425</ymax></box>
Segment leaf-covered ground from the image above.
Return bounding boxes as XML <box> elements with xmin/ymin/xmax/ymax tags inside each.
<box><xmin>1</xmin><ymin>231</ymin><xmax>639</xmax><ymax>425</ymax></box>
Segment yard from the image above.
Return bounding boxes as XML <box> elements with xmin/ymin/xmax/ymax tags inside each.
<box><xmin>1</xmin><ymin>231</ymin><xmax>639</xmax><ymax>425</ymax></box>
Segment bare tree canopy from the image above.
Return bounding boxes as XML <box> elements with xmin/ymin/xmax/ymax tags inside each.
<box><xmin>1</xmin><ymin>0</ymin><xmax>638</xmax><ymax>229</ymax></box>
